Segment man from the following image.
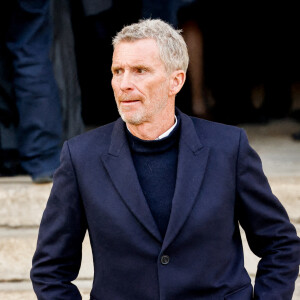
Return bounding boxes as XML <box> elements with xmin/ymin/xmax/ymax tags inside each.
<box><xmin>31</xmin><ymin>19</ymin><xmax>300</xmax><ymax>299</ymax></box>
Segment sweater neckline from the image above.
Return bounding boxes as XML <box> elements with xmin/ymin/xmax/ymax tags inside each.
<box><xmin>126</xmin><ymin>114</ymin><xmax>181</xmax><ymax>154</ymax></box>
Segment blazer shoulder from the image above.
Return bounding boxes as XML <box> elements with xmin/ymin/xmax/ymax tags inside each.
<box><xmin>190</xmin><ymin>116</ymin><xmax>243</xmax><ymax>149</ymax></box>
<box><xmin>66</xmin><ymin>120</ymin><xmax>116</xmax><ymax>157</ymax></box>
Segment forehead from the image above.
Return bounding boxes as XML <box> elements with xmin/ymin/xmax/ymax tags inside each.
<box><xmin>112</xmin><ymin>39</ymin><xmax>162</xmax><ymax>66</ymax></box>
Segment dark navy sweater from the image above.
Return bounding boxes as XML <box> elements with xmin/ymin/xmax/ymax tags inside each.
<box><xmin>126</xmin><ymin>117</ymin><xmax>181</xmax><ymax>237</ymax></box>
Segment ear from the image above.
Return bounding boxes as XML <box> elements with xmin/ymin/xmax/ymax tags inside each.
<box><xmin>169</xmin><ymin>70</ymin><xmax>186</xmax><ymax>96</ymax></box>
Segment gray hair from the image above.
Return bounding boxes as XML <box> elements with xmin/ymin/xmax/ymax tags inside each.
<box><xmin>112</xmin><ymin>19</ymin><xmax>189</xmax><ymax>73</ymax></box>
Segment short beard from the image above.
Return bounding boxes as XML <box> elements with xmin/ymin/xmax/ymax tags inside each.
<box><xmin>118</xmin><ymin>107</ymin><xmax>146</xmax><ymax>125</ymax></box>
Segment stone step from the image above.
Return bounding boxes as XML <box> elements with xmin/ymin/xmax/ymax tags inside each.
<box><xmin>1</xmin><ymin>175</ymin><xmax>299</xmax><ymax>228</ymax></box>
<box><xmin>0</xmin><ymin>280</ymin><xmax>92</xmax><ymax>300</ymax></box>
<box><xmin>0</xmin><ymin>226</ymin><xmax>299</xmax><ymax>291</ymax></box>
<box><xmin>268</xmin><ymin>176</ymin><xmax>300</xmax><ymax>223</ymax></box>
<box><xmin>0</xmin><ymin>176</ymin><xmax>51</xmax><ymax>228</ymax></box>
<box><xmin>0</xmin><ymin>228</ymin><xmax>93</xmax><ymax>282</ymax></box>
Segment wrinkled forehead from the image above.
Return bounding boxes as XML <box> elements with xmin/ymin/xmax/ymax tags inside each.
<box><xmin>112</xmin><ymin>39</ymin><xmax>165</xmax><ymax>68</ymax></box>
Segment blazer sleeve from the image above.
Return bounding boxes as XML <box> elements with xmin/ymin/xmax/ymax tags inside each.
<box><xmin>236</xmin><ymin>129</ymin><xmax>300</xmax><ymax>300</ymax></box>
<box><xmin>30</xmin><ymin>141</ymin><xmax>87</xmax><ymax>299</ymax></box>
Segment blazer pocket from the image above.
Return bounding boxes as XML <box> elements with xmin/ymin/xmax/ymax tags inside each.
<box><xmin>224</xmin><ymin>283</ymin><xmax>253</xmax><ymax>300</ymax></box>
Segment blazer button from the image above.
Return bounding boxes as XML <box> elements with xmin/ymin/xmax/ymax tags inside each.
<box><xmin>161</xmin><ymin>255</ymin><xmax>170</xmax><ymax>265</ymax></box>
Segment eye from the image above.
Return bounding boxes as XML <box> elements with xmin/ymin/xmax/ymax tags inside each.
<box><xmin>112</xmin><ymin>68</ymin><xmax>122</xmax><ymax>75</ymax></box>
<box><xmin>136</xmin><ymin>68</ymin><xmax>146</xmax><ymax>74</ymax></box>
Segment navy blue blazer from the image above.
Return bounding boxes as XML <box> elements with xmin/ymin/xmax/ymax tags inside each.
<box><xmin>31</xmin><ymin>109</ymin><xmax>300</xmax><ymax>299</ymax></box>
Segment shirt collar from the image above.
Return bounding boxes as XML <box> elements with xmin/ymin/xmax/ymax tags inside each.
<box><xmin>156</xmin><ymin>115</ymin><xmax>177</xmax><ymax>140</ymax></box>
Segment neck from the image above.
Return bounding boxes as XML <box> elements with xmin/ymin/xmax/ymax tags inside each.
<box><xmin>126</xmin><ymin>110</ymin><xmax>176</xmax><ymax>140</ymax></box>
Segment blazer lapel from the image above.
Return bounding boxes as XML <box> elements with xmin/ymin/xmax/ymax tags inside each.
<box><xmin>162</xmin><ymin>112</ymin><xmax>210</xmax><ymax>251</ymax></box>
<box><xmin>101</xmin><ymin>118</ymin><xmax>162</xmax><ymax>243</ymax></box>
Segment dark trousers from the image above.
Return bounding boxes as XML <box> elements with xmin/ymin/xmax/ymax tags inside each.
<box><xmin>7</xmin><ymin>0</ymin><xmax>62</xmax><ymax>178</ymax></box>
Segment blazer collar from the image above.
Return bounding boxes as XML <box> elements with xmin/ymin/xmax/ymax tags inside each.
<box><xmin>162</xmin><ymin>110</ymin><xmax>210</xmax><ymax>251</ymax></box>
<box><xmin>102</xmin><ymin>118</ymin><xmax>163</xmax><ymax>242</ymax></box>
<box><xmin>101</xmin><ymin>109</ymin><xmax>210</xmax><ymax>247</ymax></box>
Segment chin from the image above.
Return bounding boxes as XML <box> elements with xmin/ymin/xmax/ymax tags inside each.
<box><xmin>119</xmin><ymin>109</ymin><xmax>145</xmax><ymax>125</ymax></box>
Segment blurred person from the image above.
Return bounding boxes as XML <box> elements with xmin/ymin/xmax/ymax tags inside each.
<box><xmin>0</xmin><ymin>1</ymin><xmax>22</xmax><ymax>176</ymax></box>
<box><xmin>7</xmin><ymin>0</ymin><xmax>62</xmax><ymax>183</ymax></box>
<box><xmin>31</xmin><ymin>19</ymin><xmax>300</xmax><ymax>299</ymax></box>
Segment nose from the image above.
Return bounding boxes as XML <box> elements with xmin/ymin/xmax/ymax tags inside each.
<box><xmin>120</xmin><ymin>71</ymin><xmax>134</xmax><ymax>91</ymax></box>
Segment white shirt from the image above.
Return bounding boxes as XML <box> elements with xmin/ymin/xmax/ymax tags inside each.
<box><xmin>156</xmin><ymin>115</ymin><xmax>177</xmax><ymax>140</ymax></box>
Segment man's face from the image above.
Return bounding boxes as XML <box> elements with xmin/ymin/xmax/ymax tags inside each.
<box><xmin>111</xmin><ymin>39</ymin><xmax>172</xmax><ymax>125</ymax></box>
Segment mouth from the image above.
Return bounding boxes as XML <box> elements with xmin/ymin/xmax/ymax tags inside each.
<box><xmin>120</xmin><ymin>100</ymin><xmax>140</xmax><ymax>105</ymax></box>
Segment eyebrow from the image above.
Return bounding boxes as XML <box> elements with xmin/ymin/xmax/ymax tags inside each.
<box><xmin>111</xmin><ymin>64</ymin><xmax>153</xmax><ymax>74</ymax></box>
<box><xmin>134</xmin><ymin>65</ymin><xmax>151</xmax><ymax>71</ymax></box>
<box><xmin>111</xmin><ymin>66</ymin><xmax>118</xmax><ymax>73</ymax></box>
